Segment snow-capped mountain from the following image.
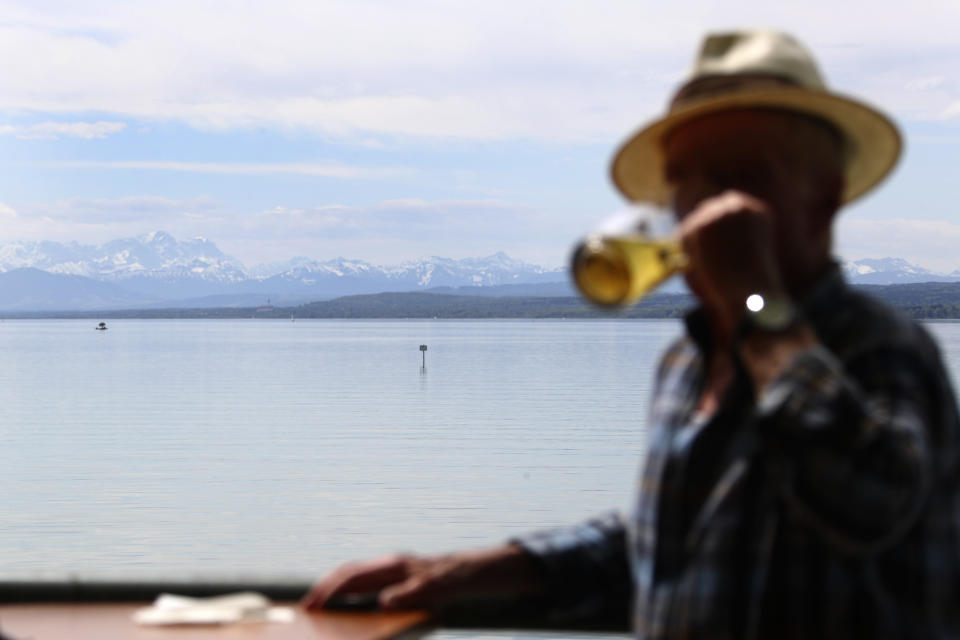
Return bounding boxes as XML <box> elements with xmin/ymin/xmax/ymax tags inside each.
<box><xmin>0</xmin><ymin>232</ymin><xmax>566</xmax><ymax>310</ymax></box>
<box><xmin>841</xmin><ymin>257</ymin><xmax>960</xmax><ymax>284</ymax></box>
<box><xmin>0</xmin><ymin>231</ymin><xmax>246</xmax><ymax>282</ymax></box>
<box><xmin>396</xmin><ymin>252</ymin><xmax>555</xmax><ymax>287</ymax></box>
<box><xmin>246</xmin><ymin>253</ymin><xmax>563</xmax><ymax>300</ymax></box>
<box><xmin>270</xmin><ymin>252</ymin><xmax>558</xmax><ymax>289</ymax></box>
<box><xmin>246</xmin><ymin>256</ymin><xmax>316</xmax><ymax>278</ymax></box>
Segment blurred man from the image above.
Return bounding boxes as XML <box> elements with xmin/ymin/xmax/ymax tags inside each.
<box><xmin>304</xmin><ymin>30</ymin><xmax>960</xmax><ymax>639</ymax></box>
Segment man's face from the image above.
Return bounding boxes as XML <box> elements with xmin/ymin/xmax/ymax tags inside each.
<box><xmin>664</xmin><ymin>109</ymin><xmax>840</xmax><ymax>218</ymax></box>
<box><xmin>662</xmin><ymin>109</ymin><xmax>843</xmax><ymax>285</ymax></box>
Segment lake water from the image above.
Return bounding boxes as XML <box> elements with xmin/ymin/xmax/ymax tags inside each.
<box><xmin>0</xmin><ymin>319</ymin><xmax>683</xmax><ymax>582</ymax></box>
<box><xmin>2</xmin><ymin>318</ymin><xmax>960</xmax><ymax>635</ymax></box>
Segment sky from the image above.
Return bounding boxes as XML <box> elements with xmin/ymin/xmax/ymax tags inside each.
<box><xmin>2</xmin><ymin>1</ymin><xmax>960</xmax><ymax>271</ymax></box>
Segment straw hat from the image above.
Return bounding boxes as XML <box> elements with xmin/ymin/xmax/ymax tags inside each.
<box><xmin>611</xmin><ymin>30</ymin><xmax>902</xmax><ymax>206</ymax></box>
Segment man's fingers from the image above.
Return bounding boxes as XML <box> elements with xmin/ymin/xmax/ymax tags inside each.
<box><xmin>328</xmin><ymin>558</ymin><xmax>411</xmax><ymax>595</ymax></box>
<box><xmin>302</xmin><ymin>565</ymin><xmax>403</xmax><ymax>609</ymax></box>
<box><xmin>301</xmin><ymin>554</ymin><xmax>414</xmax><ymax>610</ymax></box>
<box><xmin>304</xmin><ymin>546</ymin><xmax>541</xmax><ymax>612</ymax></box>
<box><xmin>379</xmin><ymin>576</ymin><xmax>435</xmax><ymax>610</ymax></box>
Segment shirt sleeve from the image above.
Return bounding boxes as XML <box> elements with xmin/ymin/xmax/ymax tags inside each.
<box><xmin>509</xmin><ymin>511</ymin><xmax>633</xmax><ymax>618</ymax></box>
<box><xmin>755</xmin><ymin>342</ymin><xmax>936</xmax><ymax>553</ymax></box>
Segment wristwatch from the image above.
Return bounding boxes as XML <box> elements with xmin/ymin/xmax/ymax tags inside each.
<box><xmin>737</xmin><ymin>293</ymin><xmax>803</xmax><ymax>339</ymax></box>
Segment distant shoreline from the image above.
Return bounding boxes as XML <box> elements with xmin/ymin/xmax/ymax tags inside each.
<box><xmin>4</xmin><ymin>282</ymin><xmax>960</xmax><ymax>319</ymax></box>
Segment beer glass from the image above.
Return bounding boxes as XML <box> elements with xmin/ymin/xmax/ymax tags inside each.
<box><xmin>571</xmin><ymin>208</ymin><xmax>689</xmax><ymax>307</ymax></box>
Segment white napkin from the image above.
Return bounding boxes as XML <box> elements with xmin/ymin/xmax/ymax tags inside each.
<box><xmin>132</xmin><ymin>591</ymin><xmax>295</xmax><ymax>626</ymax></box>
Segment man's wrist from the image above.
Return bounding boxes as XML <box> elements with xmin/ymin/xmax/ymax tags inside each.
<box><xmin>734</xmin><ymin>292</ymin><xmax>819</xmax><ymax>395</ymax></box>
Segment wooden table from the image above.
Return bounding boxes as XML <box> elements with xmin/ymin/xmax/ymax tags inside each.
<box><xmin>0</xmin><ymin>603</ymin><xmax>431</xmax><ymax>640</ymax></box>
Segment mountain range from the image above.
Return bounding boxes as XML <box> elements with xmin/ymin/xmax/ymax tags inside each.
<box><xmin>1</xmin><ymin>232</ymin><xmax>958</xmax><ymax>311</ymax></box>
<box><xmin>0</xmin><ymin>232</ymin><xmax>566</xmax><ymax>311</ymax></box>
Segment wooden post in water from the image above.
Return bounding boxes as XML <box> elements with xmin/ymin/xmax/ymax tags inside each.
<box><xmin>420</xmin><ymin>344</ymin><xmax>428</xmax><ymax>368</ymax></box>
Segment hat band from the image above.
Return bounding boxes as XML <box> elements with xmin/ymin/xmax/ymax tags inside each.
<box><xmin>670</xmin><ymin>74</ymin><xmax>801</xmax><ymax>111</ymax></box>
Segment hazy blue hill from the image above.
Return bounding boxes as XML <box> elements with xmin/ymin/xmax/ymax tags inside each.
<box><xmin>856</xmin><ymin>282</ymin><xmax>960</xmax><ymax>319</ymax></box>
<box><xmin>0</xmin><ymin>268</ymin><xmax>150</xmax><ymax>311</ymax></box>
<box><xmin>130</xmin><ymin>292</ymin><xmax>318</xmax><ymax>309</ymax></box>
<box><xmin>857</xmin><ymin>282</ymin><xmax>960</xmax><ymax>306</ymax></box>
<box><xmin>255</xmin><ymin>291</ymin><xmax>696</xmax><ymax>319</ymax></box>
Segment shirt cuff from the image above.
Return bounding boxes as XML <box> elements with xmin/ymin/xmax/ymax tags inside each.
<box><xmin>509</xmin><ymin>512</ymin><xmax>632</xmax><ymax>609</ymax></box>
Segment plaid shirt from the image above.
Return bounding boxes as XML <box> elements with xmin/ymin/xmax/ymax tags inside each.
<box><xmin>516</xmin><ymin>267</ymin><xmax>960</xmax><ymax>639</ymax></box>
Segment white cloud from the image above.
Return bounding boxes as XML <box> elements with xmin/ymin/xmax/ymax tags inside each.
<box><xmin>0</xmin><ymin>121</ymin><xmax>126</xmax><ymax>139</ymax></box>
<box><xmin>906</xmin><ymin>76</ymin><xmax>946</xmax><ymax>92</ymax></box>
<box><xmin>942</xmin><ymin>102</ymin><xmax>960</xmax><ymax>120</ymax></box>
<box><xmin>0</xmin><ymin>197</ymin><xmax>224</xmax><ymax>242</ymax></box>
<box><xmin>6</xmin><ymin>0</ymin><xmax>959</xmax><ymax>140</ymax></box>
<box><xmin>836</xmin><ymin>217</ymin><xmax>960</xmax><ymax>273</ymax></box>
<box><xmin>48</xmin><ymin>161</ymin><xmax>415</xmax><ymax>179</ymax></box>
<box><xmin>0</xmin><ymin>2</ymin><xmax>681</xmax><ymax>141</ymax></box>
<box><xmin>358</xmin><ymin>138</ymin><xmax>387</xmax><ymax>149</ymax></box>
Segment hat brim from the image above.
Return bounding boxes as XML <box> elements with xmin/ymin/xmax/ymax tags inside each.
<box><xmin>610</xmin><ymin>87</ymin><xmax>902</xmax><ymax>206</ymax></box>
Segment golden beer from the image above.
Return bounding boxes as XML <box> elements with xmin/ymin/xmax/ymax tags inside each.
<box><xmin>571</xmin><ymin>235</ymin><xmax>689</xmax><ymax>307</ymax></box>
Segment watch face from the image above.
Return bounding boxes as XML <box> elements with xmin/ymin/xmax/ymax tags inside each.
<box><xmin>750</xmin><ymin>295</ymin><xmax>798</xmax><ymax>331</ymax></box>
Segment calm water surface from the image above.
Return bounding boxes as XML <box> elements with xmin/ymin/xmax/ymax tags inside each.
<box><xmin>0</xmin><ymin>319</ymin><xmax>684</xmax><ymax>581</ymax></box>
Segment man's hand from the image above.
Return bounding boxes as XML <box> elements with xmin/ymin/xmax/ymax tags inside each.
<box><xmin>301</xmin><ymin>544</ymin><xmax>547</xmax><ymax>611</ymax></box>
<box><xmin>678</xmin><ymin>190</ymin><xmax>786</xmax><ymax>337</ymax></box>
<box><xmin>678</xmin><ymin>189</ymin><xmax>820</xmax><ymax>395</ymax></box>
